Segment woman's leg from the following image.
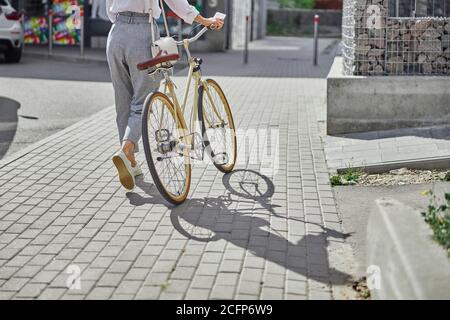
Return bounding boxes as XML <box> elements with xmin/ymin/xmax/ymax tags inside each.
<box><xmin>106</xmin><ymin>23</ymin><xmax>138</xmax><ymax>167</ymax></box>
<box><xmin>121</xmin><ymin>23</ymin><xmax>161</xmax><ymax>156</ymax></box>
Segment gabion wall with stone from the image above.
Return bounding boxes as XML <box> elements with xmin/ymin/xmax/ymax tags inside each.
<box><xmin>342</xmin><ymin>0</ymin><xmax>450</xmax><ymax>75</ymax></box>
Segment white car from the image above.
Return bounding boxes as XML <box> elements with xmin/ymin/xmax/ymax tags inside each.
<box><xmin>0</xmin><ymin>0</ymin><xmax>23</xmax><ymax>62</ymax></box>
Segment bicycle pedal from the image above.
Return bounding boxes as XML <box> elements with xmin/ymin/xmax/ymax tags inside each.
<box><xmin>212</xmin><ymin>152</ymin><xmax>228</xmax><ymax>165</ymax></box>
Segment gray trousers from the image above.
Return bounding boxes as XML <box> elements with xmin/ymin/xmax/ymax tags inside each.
<box><xmin>106</xmin><ymin>13</ymin><xmax>160</xmax><ymax>152</ymax></box>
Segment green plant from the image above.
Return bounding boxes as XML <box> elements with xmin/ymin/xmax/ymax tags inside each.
<box><xmin>330</xmin><ymin>168</ymin><xmax>364</xmax><ymax>186</ymax></box>
<box><xmin>421</xmin><ymin>190</ymin><xmax>450</xmax><ymax>256</ymax></box>
<box><xmin>341</xmin><ymin>168</ymin><xmax>364</xmax><ymax>183</ymax></box>
<box><xmin>330</xmin><ymin>175</ymin><xmax>342</xmax><ymax>186</ymax></box>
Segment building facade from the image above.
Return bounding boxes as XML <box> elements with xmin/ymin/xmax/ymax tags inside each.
<box><xmin>11</xmin><ymin>0</ymin><xmax>267</xmax><ymax>51</ymax></box>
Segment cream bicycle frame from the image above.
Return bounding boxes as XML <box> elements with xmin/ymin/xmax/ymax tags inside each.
<box><xmin>159</xmin><ymin>38</ymin><xmax>225</xmax><ymax>146</ymax></box>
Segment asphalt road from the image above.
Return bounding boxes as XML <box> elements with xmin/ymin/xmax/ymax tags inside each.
<box><xmin>0</xmin><ymin>56</ymin><xmax>114</xmax><ymax>159</ymax></box>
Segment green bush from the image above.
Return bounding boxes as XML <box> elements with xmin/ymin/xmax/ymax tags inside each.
<box><xmin>295</xmin><ymin>0</ymin><xmax>315</xmax><ymax>9</ymax></box>
<box><xmin>278</xmin><ymin>0</ymin><xmax>316</xmax><ymax>9</ymax></box>
<box><xmin>422</xmin><ymin>191</ymin><xmax>450</xmax><ymax>256</ymax></box>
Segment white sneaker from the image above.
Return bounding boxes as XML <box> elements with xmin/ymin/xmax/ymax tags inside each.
<box><xmin>112</xmin><ymin>150</ymin><xmax>135</xmax><ymax>191</ymax></box>
<box><xmin>132</xmin><ymin>162</ymin><xmax>143</xmax><ymax>177</ymax></box>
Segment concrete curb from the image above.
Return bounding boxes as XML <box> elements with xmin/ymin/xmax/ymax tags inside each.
<box><xmin>367</xmin><ymin>198</ymin><xmax>450</xmax><ymax>299</ymax></box>
<box><xmin>0</xmin><ymin>106</ymin><xmax>114</xmax><ymax>169</ymax></box>
<box><xmin>22</xmin><ymin>51</ymin><xmax>190</xmax><ymax>70</ymax></box>
<box><xmin>335</xmin><ymin>155</ymin><xmax>450</xmax><ymax>174</ymax></box>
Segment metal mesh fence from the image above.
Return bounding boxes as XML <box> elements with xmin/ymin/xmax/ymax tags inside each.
<box><xmin>342</xmin><ymin>0</ymin><xmax>450</xmax><ymax>75</ymax></box>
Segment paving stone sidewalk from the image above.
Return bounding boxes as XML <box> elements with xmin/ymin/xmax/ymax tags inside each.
<box><xmin>0</xmin><ymin>37</ymin><xmax>356</xmax><ymax>300</ymax></box>
<box><xmin>324</xmin><ymin>125</ymin><xmax>450</xmax><ymax>172</ymax></box>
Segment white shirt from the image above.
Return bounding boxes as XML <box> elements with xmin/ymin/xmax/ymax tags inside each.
<box><xmin>106</xmin><ymin>0</ymin><xmax>199</xmax><ymax>24</ymax></box>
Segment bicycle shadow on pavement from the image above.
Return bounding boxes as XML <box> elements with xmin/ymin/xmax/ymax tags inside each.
<box><xmin>169</xmin><ymin>169</ymin><xmax>352</xmax><ymax>286</ymax></box>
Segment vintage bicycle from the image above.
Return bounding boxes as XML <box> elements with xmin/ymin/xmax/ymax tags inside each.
<box><xmin>137</xmin><ymin>13</ymin><xmax>237</xmax><ymax>205</ymax></box>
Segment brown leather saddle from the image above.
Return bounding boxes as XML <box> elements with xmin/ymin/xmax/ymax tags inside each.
<box><xmin>137</xmin><ymin>50</ymin><xmax>180</xmax><ymax>71</ymax></box>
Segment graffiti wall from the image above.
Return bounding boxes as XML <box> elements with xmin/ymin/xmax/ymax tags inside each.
<box><xmin>24</xmin><ymin>0</ymin><xmax>84</xmax><ymax>46</ymax></box>
<box><xmin>24</xmin><ymin>16</ymin><xmax>49</xmax><ymax>44</ymax></box>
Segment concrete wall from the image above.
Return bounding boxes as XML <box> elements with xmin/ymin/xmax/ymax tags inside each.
<box><xmin>327</xmin><ymin>57</ymin><xmax>450</xmax><ymax>134</ymax></box>
<box><xmin>229</xmin><ymin>0</ymin><xmax>267</xmax><ymax>49</ymax></box>
<box><xmin>230</xmin><ymin>0</ymin><xmax>251</xmax><ymax>49</ymax></box>
<box><xmin>267</xmin><ymin>8</ymin><xmax>342</xmax><ymax>37</ymax></box>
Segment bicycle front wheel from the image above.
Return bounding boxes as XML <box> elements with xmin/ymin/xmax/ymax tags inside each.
<box><xmin>198</xmin><ymin>79</ymin><xmax>237</xmax><ymax>173</ymax></box>
<box><xmin>142</xmin><ymin>92</ymin><xmax>192</xmax><ymax>205</ymax></box>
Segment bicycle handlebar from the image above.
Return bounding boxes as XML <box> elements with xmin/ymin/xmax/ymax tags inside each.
<box><xmin>175</xmin><ymin>26</ymin><xmax>209</xmax><ymax>46</ymax></box>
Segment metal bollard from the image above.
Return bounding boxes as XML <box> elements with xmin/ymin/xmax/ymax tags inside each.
<box><xmin>313</xmin><ymin>14</ymin><xmax>319</xmax><ymax>66</ymax></box>
<box><xmin>80</xmin><ymin>6</ymin><xmax>84</xmax><ymax>57</ymax></box>
<box><xmin>48</xmin><ymin>9</ymin><xmax>53</xmax><ymax>55</ymax></box>
<box><xmin>244</xmin><ymin>15</ymin><xmax>250</xmax><ymax>64</ymax></box>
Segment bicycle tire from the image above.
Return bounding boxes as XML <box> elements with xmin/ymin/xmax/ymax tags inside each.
<box><xmin>197</xmin><ymin>79</ymin><xmax>237</xmax><ymax>173</ymax></box>
<box><xmin>142</xmin><ymin>91</ymin><xmax>192</xmax><ymax>205</ymax></box>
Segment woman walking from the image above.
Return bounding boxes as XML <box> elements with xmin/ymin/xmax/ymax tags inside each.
<box><xmin>106</xmin><ymin>0</ymin><xmax>224</xmax><ymax>190</ymax></box>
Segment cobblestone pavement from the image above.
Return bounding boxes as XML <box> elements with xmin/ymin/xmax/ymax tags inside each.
<box><xmin>324</xmin><ymin>124</ymin><xmax>450</xmax><ymax>172</ymax></box>
<box><xmin>0</xmin><ymin>37</ymin><xmax>357</xmax><ymax>300</ymax></box>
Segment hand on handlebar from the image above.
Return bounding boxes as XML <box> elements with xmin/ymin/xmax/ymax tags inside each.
<box><xmin>195</xmin><ymin>15</ymin><xmax>224</xmax><ymax>30</ymax></box>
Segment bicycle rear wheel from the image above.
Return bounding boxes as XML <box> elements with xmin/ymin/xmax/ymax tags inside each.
<box><xmin>198</xmin><ymin>79</ymin><xmax>237</xmax><ymax>173</ymax></box>
<box><xmin>142</xmin><ymin>92</ymin><xmax>191</xmax><ymax>205</ymax></box>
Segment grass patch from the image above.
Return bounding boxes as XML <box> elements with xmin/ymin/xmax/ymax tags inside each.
<box><xmin>330</xmin><ymin>175</ymin><xmax>342</xmax><ymax>186</ymax></box>
<box><xmin>342</xmin><ymin>168</ymin><xmax>364</xmax><ymax>183</ymax></box>
<box><xmin>330</xmin><ymin>168</ymin><xmax>364</xmax><ymax>186</ymax></box>
<box><xmin>421</xmin><ymin>190</ymin><xmax>450</xmax><ymax>256</ymax></box>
